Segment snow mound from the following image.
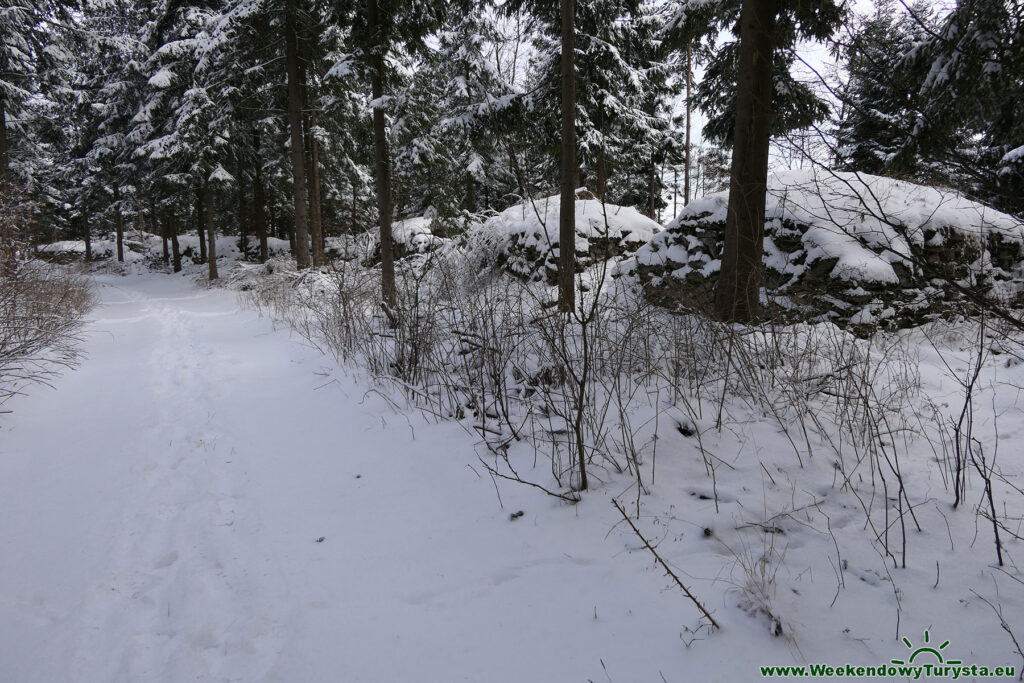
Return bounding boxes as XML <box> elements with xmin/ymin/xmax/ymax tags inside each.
<box><xmin>473</xmin><ymin>193</ymin><xmax>661</xmax><ymax>282</ymax></box>
<box><xmin>325</xmin><ymin>233</ymin><xmax>377</xmax><ymax>262</ymax></box>
<box><xmin>629</xmin><ymin>169</ymin><xmax>1024</xmax><ymax>330</ymax></box>
<box><xmin>359</xmin><ymin>217</ymin><xmax>449</xmax><ymax>265</ymax></box>
<box><xmin>392</xmin><ymin>217</ymin><xmax>446</xmax><ymax>254</ymax></box>
<box><xmin>37</xmin><ymin>236</ymin><xmax>154</xmax><ymax>263</ymax></box>
<box><xmin>37</xmin><ymin>231</ymin><xmax>291</xmax><ymax>269</ymax></box>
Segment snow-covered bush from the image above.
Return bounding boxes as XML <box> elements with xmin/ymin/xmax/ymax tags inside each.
<box><xmin>625</xmin><ymin>170</ymin><xmax>1024</xmax><ymax>332</ymax></box>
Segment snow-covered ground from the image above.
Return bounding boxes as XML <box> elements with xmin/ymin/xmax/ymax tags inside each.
<box><xmin>2</xmin><ymin>270</ymin><xmax>1023</xmax><ymax>682</ymax></box>
<box><xmin>0</xmin><ymin>272</ymin><xmax>730</xmax><ymax>682</ymax></box>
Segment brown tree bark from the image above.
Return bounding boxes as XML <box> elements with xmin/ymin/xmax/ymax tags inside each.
<box><xmin>114</xmin><ymin>188</ymin><xmax>125</xmax><ymax>262</ymax></box>
<box><xmin>159</xmin><ymin>217</ymin><xmax>167</xmax><ymax>264</ymax></box>
<box><xmin>203</xmin><ymin>178</ymin><xmax>218</xmax><ymax>280</ymax></box>
<box><xmin>84</xmin><ymin>218</ymin><xmax>93</xmax><ymax>261</ymax></box>
<box><xmin>673</xmin><ymin>167</ymin><xmax>678</xmax><ymax>216</ymax></box>
<box><xmin>169</xmin><ymin>210</ymin><xmax>181</xmax><ymax>272</ymax></box>
<box><xmin>0</xmin><ymin>104</ymin><xmax>8</xmax><ymax>181</ymax></box>
<box><xmin>714</xmin><ymin>0</ymin><xmax>777</xmax><ymax>322</ymax></box>
<box><xmin>237</xmin><ymin>179</ymin><xmax>248</xmax><ymax>259</ymax></box>
<box><xmin>558</xmin><ymin>0</ymin><xmax>577</xmax><ymax>316</ymax></box>
<box><xmin>252</xmin><ymin>133</ymin><xmax>269</xmax><ymax>263</ymax></box>
<box><xmin>351</xmin><ymin>183</ymin><xmax>357</xmax><ymax>234</ymax></box>
<box><xmin>285</xmin><ymin>0</ymin><xmax>311</xmax><ymax>269</ymax></box>
<box><xmin>368</xmin><ymin>0</ymin><xmax>396</xmax><ymax>310</ymax></box>
<box><xmin>647</xmin><ymin>160</ymin><xmax>657</xmax><ymax>219</ymax></box>
<box><xmin>684</xmin><ymin>43</ymin><xmax>692</xmax><ymax>207</ymax></box>
<box><xmin>308</xmin><ymin>111</ymin><xmax>325</xmax><ymax>266</ymax></box>
<box><xmin>195</xmin><ymin>188</ymin><xmax>208</xmax><ymax>263</ymax></box>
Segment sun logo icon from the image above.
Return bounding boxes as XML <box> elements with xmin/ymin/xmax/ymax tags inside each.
<box><xmin>891</xmin><ymin>630</ymin><xmax>962</xmax><ymax>666</ymax></box>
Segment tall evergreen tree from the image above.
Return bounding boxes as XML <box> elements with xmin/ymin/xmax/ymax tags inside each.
<box><xmin>0</xmin><ymin>0</ymin><xmax>76</xmax><ymax>181</ymax></box>
<box><xmin>833</xmin><ymin>0</ymin><xmax>937</xmax><ymax>181</ymax></box>
<box><xmin>665</xmin><ymin>0</ymin><xmax>844</xmax><ymax>321</ymax></box>
<box><xmin>901</xmin><ymin>0</ymin><xmax>1024</xmax><ymax>216</ymax></box>
<box><xmin>331</xmin><ymin>0</ymin><xmax>466</xmax><ymax>311</ymax></box>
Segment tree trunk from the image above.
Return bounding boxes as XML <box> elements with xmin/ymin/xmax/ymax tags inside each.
<box><xmin>0</xmin><ymin>103</ymin><xmax>8</xmax><ymax>181</ymax></box>
<box><xmin>252</xmin><ymin>134</ymin><xmax>269</xmax><ymax>263</ymax></box>
<box><xmin>658</xmin><ymin>163</ymin><xmax>665</xmax><ymax>223</ymax></box>
<box><xmin>114</xmin><ymin>189</ymin><xmax>125</xmax><ymax>262</ymax></box>
<box><xmin>84</xmin><ymin>219</ymin><xmax>93</xmax><ymax>261</ymax></box>
<box><xmin>322</xmin><ymin>197</ymin><xmax>331</xmax><ymax>240</ymax></box>
<box><xmin>159</xmin><ymin>216</ymin><xmax>167</xmax><ymax>264</ymax></box>
<box><xmin>673</xmin><ymin>167</ymin><xmax>678</xmax><ymax>216</ymax></box>
<box><xmin>684</xmin><ymin>43</ymin><xmax>692</xmax><ymax>207</ymax></box>
<box><xmin>465</xmin><ymin>171</ymin><xmax>475</xmax><ymax>212</ymax></box>
<box><xmin>285</xmin><ymin>0</ymin><xmax>311</xmax><ymax>269</ymax></box>
<box><xmin>146</xmin><ymin>197</ymin><xmax>158</xmax><ymax>254</ymax></box>
<box><xmin>558</xmin><ymin>0</ymin><xmax>577</xmax><ymax>316</ymax></box>
<box><xmin>647</xmin><ymin>160</ymin><xmax>657</xmax><ymax>219</ymax></box>
<box><xmin>559</xmin><ymin>0</ymin><xmax>586</xmax><ymax>492</ymax></box>
<box><xmin>238</xmin><ymin>179</ymin><xmax>249</xmax><ymax>259</ymax></box>
<box><xmin>195</xmin><ymin>188</ymin><xmax>208</xmax><ymax>263</ymax></box>
<box><xmin>204</xmin><ymin>178</ymin><xmax>218</xmax><ymax>280</ymax></box>
<box><xmin>308</xmin><ymin>111</ymin><xmax>325</xmax><ymax>266</ymax></box>
<box><xmin>169</xmin><ymin>210</ymin><xmax>181</xmax><ymax>272</ymax></box>
<box><xmin>714</xmin><ymin>0</ymin><xmax>777</xmax><ymax>323</ymax></box>
<box><xmin>368</xmin><ymin>0</ymin><xmax>396</xmax><ymax>311</ymax></box>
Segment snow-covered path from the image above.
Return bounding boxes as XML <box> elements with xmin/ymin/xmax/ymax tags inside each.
<box><xmin>0</xmin><ymin>273</ymin><xmax>714</xmax><ymax>683</ymax></box>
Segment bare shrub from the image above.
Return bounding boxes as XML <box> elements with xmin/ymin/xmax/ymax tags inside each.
<box><xmin>0</xmin><ymin>190</ymin><xmax>94</xmax><ymax>406</ymax></box>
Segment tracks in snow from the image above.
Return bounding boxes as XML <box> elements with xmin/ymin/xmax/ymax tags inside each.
<box><xmin>71</xmin><ymin>284</ymin><xmax>289</xmax><ymax>682</ymax></box>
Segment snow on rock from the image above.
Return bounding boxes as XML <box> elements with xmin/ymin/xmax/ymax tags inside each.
<box><xmin>325</xmin><ymin>232</ymin><xmax>377</xmax><ymax>262</ymax></box>
<box><xmin>358</xmin><ymin>216</ymin><xmax>449</xmax><ymax>264</ymax></box>
<box><xmin>391</xmin><ymin>216</ymin><xmax>446</xmax><ymax>254</ymax></box>
<box><xmin>629</xmin><ymin>169</ymin><xmax>1024</xmax><ymax>331</ymax></box>
<box><xmin>37</xmin><ymin>236</ymin><xmax>153</xmax><ymax>263</ymax></box>
<box><xmin>37</xmin><ymin>231</ymin><xmax>291</xmax><ymax>268</ymax></box>
<box><xmin>473</xmin><ymin>192</ymin><xmax>661</xmax><ymax>283</ymax></box>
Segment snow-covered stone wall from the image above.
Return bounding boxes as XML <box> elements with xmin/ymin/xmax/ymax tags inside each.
<box><xmin>622</xmin><ymin>170</ymin><xmax>1024</xmax><ymax>331</ymax></box>
<box><xmin>472</xmin><ymin>192</ymin><xmax>661</xmax><ymax>283</ymax></box>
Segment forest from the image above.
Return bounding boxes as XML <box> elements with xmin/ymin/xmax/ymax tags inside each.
<box><xmin>2</xmin><ymin>0</ymin><xmax>1024</xmax><ymax>680</ymax></box>
<box><xmin>2</xmin><ymin>0</ymin><xmax>1015</xmax><ymax>289</ymax></box>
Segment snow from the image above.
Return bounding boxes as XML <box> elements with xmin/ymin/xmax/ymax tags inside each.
<box><xmin>474</xmin><ymin>193</ymin><xmax>661</xmax><ymax>280</ymax></box>
<box><xmin>37</xmin><ymin>240</ymin><xmax>90</xmax><ymax>254</ymax></box>
<box><xmin>3</xmin><ymin>247</ymin><xmax>1024</xmax><ymax>680</ymax></box>
<box><xmin>1002</xmin><ymin>144</ymin><xmax>1024</xmax><ymax>164</ymax></box>
<box><xmin>390</xmin><ymin>216</ymin><xmax>445</xmax><ymax>253</ymax></box>
<box><xmin>0</xmin><ymin>273</ymin><xmax>727</xmax><ymax>682</ymax></box>
<box><xmin>325</xmin><ymin>55</ymin><xmax>354</xmax><ymax>80</ymax></box>
<box><xmin>38</xmin><ymin>238</ymin><xmax>148</xmax><ymax>262</ymax></box>
<box><xmin>482</xmin><ymin>193</ymin><xmax>661</xmax><ymax>250</ymax></box>
<box><xmin>147</xmin><ymin>68</ymin><xmax>175</xmax><ymax>89</ymax></box>
<box><xmin>640</xmin><ymin>169</ymin><xmax>1024</xmax><ymax>286</ymax></box>
<box><xmin>208</xmin><ymin>164</ymin><xmax>234</xmax><ymax>184</ymax></box>
<box><xmin>36</xmin><ymin>232</ymin><xmax>292</xmax><ymax>267</ymax></box>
